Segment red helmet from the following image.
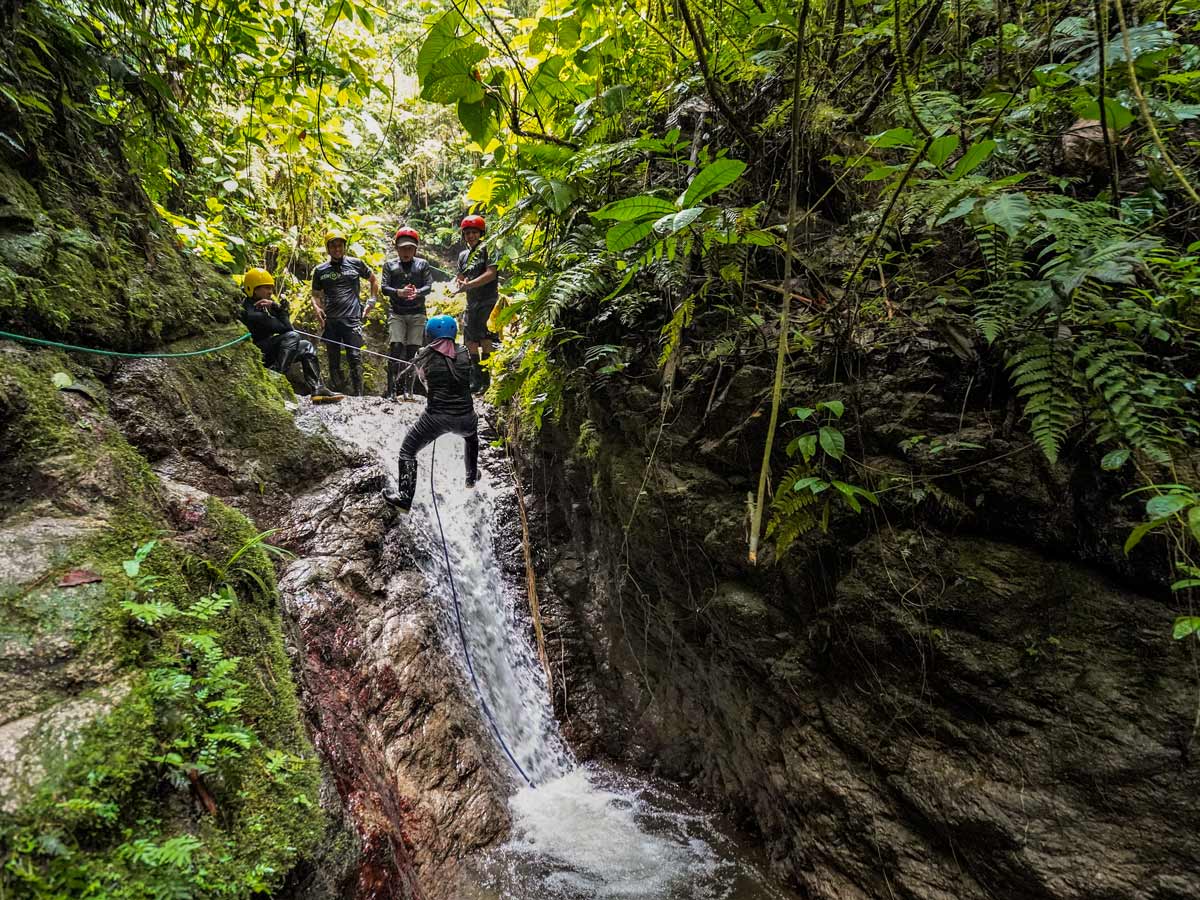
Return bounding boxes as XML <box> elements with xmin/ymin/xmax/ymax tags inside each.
<box><xmin>460</xmin><ymin>214</ymin><xmax>486</xmax><ymax>233</ymax></box>
<box><xmin>394</xmin><ymin>226</ymin><xmax>420</xmax><ymax>245</ymax></box>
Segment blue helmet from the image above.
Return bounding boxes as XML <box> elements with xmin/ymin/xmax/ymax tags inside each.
<box><xmin>426</xmin><ymin>314</ymin><xmax>457</xmax><ymax>341</ymax></box>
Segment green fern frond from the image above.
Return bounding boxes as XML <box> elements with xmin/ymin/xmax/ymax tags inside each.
<box><xmin>1006</xmin><ymin>337</ymin><xmax>1080</xmax><ymax>463</ymax></box>
<box><xmin>767</xmin><ymin>464</ymin><xmax>821</xmax><ymax>557</ymax></box>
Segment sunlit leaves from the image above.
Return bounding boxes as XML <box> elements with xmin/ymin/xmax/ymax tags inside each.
<box><xmin>421</xmin><ymin>44</ymin><xmax>487</xmax><ymax>104</ymax></box>
<box><xmin>680</xmin><ymin>158</ymin><xmax>747</xmax><ymax>207</ymax></box>
<box><xmin>594</xmin><ymin>196</ymin><xmax>677</xmax><ymax>221</ymax></box>
<box><xmin>417</xmin><ymin>10</ymin><xmax>473</xmax><ymax>82</ymax></box>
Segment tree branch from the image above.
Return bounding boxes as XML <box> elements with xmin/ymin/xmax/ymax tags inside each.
<box><xmin>677</xmin><ymin>0</ymin><xmax>754</xmax><ymax>157</ymax></box>
<box><xmin>850</xmin><ymin>0</ymin><xmax>946</xmax><ymax>132</ymax></box>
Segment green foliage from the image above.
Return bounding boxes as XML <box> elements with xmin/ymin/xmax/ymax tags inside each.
<box><xmin>768</xmin><ymin>401</ymin><xmax>877</xmax><ymax>556</ymax></box>
<box><xmin>955</xmin><ymin>195</ymin><xmax>1197</xmax><ymax>465</ymax></box>
<box><xmin>0</xmin><ymin>514</ymin><xmax>321</xmax><ymax>897</ymax></box>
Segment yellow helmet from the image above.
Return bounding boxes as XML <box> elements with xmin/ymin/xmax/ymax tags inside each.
<box><xmin>324</xmin><ymin>229</ymin><xmax>348</xmax><ymax>247</ymax></box>
<box><xmin>242</xmin><ymin>267</ymin><xmax>275</xmax><ymax>297</ymax></box>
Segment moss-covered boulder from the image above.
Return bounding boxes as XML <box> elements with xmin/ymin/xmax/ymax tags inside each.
<box><xmin>0</xmin><ymin>4</ymin><xmax>237</xmax><ymax>352</ymax></box>
<box><xmin>0</xmin><ymin>342</ymin><xmax>329</xmax><ymax>897</ymax></box>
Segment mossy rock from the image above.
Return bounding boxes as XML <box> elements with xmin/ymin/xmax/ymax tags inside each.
<box><xmin>0</xmin><ymin>342</ymin><xmax>325</xmax><ymax>896</ymax></box>
<box><xmin>0</xmin><ymin>496</ymin><xmax>324</xmax><ymax>898</ymax></box>
<box><xmin>108</xmin><ymin>328</ymin><xmax>343</xmax><ymax>490</ymax></box>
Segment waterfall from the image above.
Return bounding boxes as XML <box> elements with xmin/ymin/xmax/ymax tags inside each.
<box><xmin>314</xmin><ymin>400</ymin><xmax>793</xmax><ymax>900</ymax></box>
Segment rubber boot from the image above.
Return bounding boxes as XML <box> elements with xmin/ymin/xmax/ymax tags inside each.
<box><xmin>464</xmin><ymin>433</ymin><xmax>479</xmax><ymax>489</ymax></box>
<box><xmin>385</xmin><ymin>342</ymin><xmax>404</xmax><ymax>399</ymax></box>
<box><xmin>382</xmin><ymin>454</ymin><xmax>418</xmax><ymax>510</ymax></box>
<box><xmin>348</xmin><ymin>355</ymin><xmax>364</xmax><ymax>398</ymax></box>
<box><xmin>468</xmin><ymin>350</ymin><xmax>482</xmax><ymax>394</ymax></box>
<box><xmin>301</xmin><ymin>356</ymin><xmax>342</xmax><ymax>402</ymax></box>
<box><xmin>477</xmin><ymin>352</ymin><xmax>491</xmax><ymax>395</ymax></box>
<box><xmin>302</xmin><ymin>357</ymin><xmax>345</xmax><ymax>403</ymax></box>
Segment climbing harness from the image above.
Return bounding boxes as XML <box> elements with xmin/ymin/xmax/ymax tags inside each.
<box><xmin>0</xmin><ymin>328</ymin><xmax>252</xmax><ymax>358</ymax></box>
<box><xmin>428</xmin><ymin>440</ymin><xmax>537</xmax><ymax>789</ymax></box>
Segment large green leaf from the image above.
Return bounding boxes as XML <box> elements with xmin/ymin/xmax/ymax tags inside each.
<box><xmin>680</xmin><ymin>159</ymin><xmax>746</xmax><ymax>207</ymax></box>
<box><xmin>981</xmin><ymin>192</ymin><xmax>1031</xmax><ymax>238</ymax></box>
<box><xmin>926</xmin><ymin>135</ymin><xmax>960</xmax><ymax>168</ymax></box>
<box><xmin>1072</xmin><ymin>97</ymin><xmax>1135</xmax><ymax>132</ymax></box>
<box><xmin>606</xmin><ymin>220</ymin><xmax>655</xmax><ymax>252</ymax></box>
<box><xmin>818</xmin><ymin>426</ymin><xmax>845</xmax><ymax>460</ymax></box>
<box><xmin>458</xmin><ymin>95</ymin><xmax>499</xmax><ymax>146</ymax></box>
<box><xmin>421</xmin><ymin>44</ymin><xmax>487</xmax><ymax>105</ymax></box>
<box><xmin>529</xmin><ymin>56</ymin><xmax>578</xmax><ymax>109</ymax></box>
<box><xmin>1070</xmin><ymin>23</ymin><xmax>1177</xmax><ymax>81</ymax></box>
<box><xmin>653</xmin><ymin>207</ymin><xmax>704</xmax><ymax>235</ymax></box>
<box><xmin>1173</xmin><ymin>616</ymin><xmax>1200</xmax><ymax>640</ymax></box>
<box><xmin>593</xmin><ymin>195</ymin><xmax>677</xmax><ymax>222</ymax></box>
<box><xmin>416</xmin><ymin>10</ymin><xmax>469</xmax><ymax>81</ymax></box>
<box><xmin>1145</xmin><ymin>493</ymin><xmax>1191</xmax><ymax>519</ymax></box>
<box><xmin>949</xmin><ymin>139</ymin><xmax>996</xmax><ymax>181</ymax></box>
<box><xmin>524</xmin><ymin>172</ymin><xmax>577</xmax><ymax>214</ymax></box>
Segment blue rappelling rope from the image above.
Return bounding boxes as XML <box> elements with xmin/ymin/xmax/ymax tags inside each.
<box><xmin>429</xmin><ymin>440</ymin><xmax>536</xmax><ymax>789</ymax></box>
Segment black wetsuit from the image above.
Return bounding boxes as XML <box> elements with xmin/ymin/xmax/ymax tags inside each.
<box><xmin>381</xmin><ymin>257</ymin><xmax>433</xmax><ymax>315</ymax></box>
<box><xmin>457</xmin><ymin>245</ymin><xmax>498</xmax><ymax>343</ymax></box>
<box><xmin>386</xmin><ymin>343</ymin><xmax>478</xmax><ymax>510</ymax></box>
<box><xmin>239</xmin><ymin>297</ymin><xmax>326</xmax><ymax>393</ymax></box>
<box><xmin>381</xmin><ymin>257</ymin><xmax>434</xmax><ymax>395</ymax></box>
<box><xmin>312</xmin><ymin>255</ymin><xmax>372</xmax><ymax>394</ymax></box>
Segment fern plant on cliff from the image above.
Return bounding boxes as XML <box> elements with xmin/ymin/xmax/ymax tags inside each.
<box><xmin>947</xmin><ymin>192</ymin><xmax>1197</xmax><ymax>464</ymax></box>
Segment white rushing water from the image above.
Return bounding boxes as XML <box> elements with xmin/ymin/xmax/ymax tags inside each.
<box><xmin>315</xmin><ymin>398</ymin><xmax>792</xmax><ymax>900</ymax></box>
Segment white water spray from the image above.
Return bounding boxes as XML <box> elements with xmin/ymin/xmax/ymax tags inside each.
<box><xmin>315</xmin><ymin>400</ymin><xmax>791</xmax><ymax>900</ymax></box>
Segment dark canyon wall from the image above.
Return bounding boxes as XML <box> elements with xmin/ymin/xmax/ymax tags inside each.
<box><xmin>520</xmin><ymin>321</ymin><xmax>1200</xmax><ymax>900</ymax></box>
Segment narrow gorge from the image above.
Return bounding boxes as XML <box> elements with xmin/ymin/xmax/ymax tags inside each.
<box><xmin>4</xmin><ymin>0</ymin><xmax>1200</xmax><ymax>897</ymax></box>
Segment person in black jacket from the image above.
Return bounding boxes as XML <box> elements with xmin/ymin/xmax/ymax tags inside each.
<box><xmin>381</xmin><ymin>226</ymin><xmax>433</xmax><ymax>400</ymax></box>
<box><xmin>239</xmin><ymin>268</ymin><xmax>339</xmax><ymax>400</ymax></box>
<box><xmin>452</xmin><ymin>214</ymin><xmax>498</xmax><ymax>394</ymax></box>
<box><xmin>382</xmin><ymin>314</ymin><xmax>478</xmax><ymax>511</ymax></box>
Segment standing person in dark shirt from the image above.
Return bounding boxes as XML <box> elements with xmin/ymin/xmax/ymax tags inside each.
<box><xmin>452</xmin><ymin>214</ymin><xmax>498</xmax><ymax>394</ymax></box>
<box><xmin>238</xmin><ymin>268</ymin><xmax>340</xmax><ymax>400</ymax></box>
<box><xmin>381</xmin><ymin>226</ymin><xmax>433</xmax><ymax>400</ymax></box>
<box><xmin>311</xmin><ymin>229</ymin><xmax>378</xmax><ymax>397</ymax></box>
<box><xmin>381</xmin><ymin>314</ymin><xmax>478</xmax><ymax>511</ymax></box>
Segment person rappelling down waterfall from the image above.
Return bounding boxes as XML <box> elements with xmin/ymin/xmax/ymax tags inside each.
<box><xmin>381</xmin><ymin>313</ymin><xmax>479</xmax><ymax>511</ymax></box>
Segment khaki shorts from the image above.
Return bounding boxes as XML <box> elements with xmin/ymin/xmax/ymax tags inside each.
<box><xmin>388</xmin><ymin>313</ymin><xmax>426</xmax><ymax>345</ymax></box>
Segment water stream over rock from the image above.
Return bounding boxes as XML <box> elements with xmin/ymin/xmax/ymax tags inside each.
<box><xmin>308</xmin><ymin>398</ymin><xmax>794</xmax><ymax>900</ymax></box>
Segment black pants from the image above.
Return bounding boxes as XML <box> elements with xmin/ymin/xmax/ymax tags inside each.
<box><xmin>394</xmin><ymin>411</ymin><xmax>479</xmax><ymax>509</ymax></box>
<box><xmin>323</xmin><ymin>317</ymin><xmax>364</xmax><ymax>395</ymax></box>
<box><xmin>463</xmin><ymin>299</ymin><xmax>496</xmax><ymax>343</ymax></box>
<box><xmin>264</xmin><ymin>332</ymin><xmax>323</xmax><ymax>393</ymax></box>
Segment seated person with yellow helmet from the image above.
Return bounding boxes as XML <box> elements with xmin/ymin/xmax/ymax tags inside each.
<box><xmin>239</xmin><ymin>267</ymin><xmax>341</xmax><ymax>401</ymax></box>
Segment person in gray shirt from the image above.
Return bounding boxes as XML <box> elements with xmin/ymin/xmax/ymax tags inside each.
<box><xmin>311</xmin><ymin>228</ymin><xmax>378</xmax><ymax>396</ymax></box>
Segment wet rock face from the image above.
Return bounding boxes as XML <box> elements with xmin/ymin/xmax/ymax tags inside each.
<box><xmin>523</xmin><ymin>323</ymin><xmax>1200</xmax><ymax>899</ymax></box>
<box><xmin>276</xmin><ymin>459</ymin><xmax>511</xmax><ymax>899</ymax></box>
